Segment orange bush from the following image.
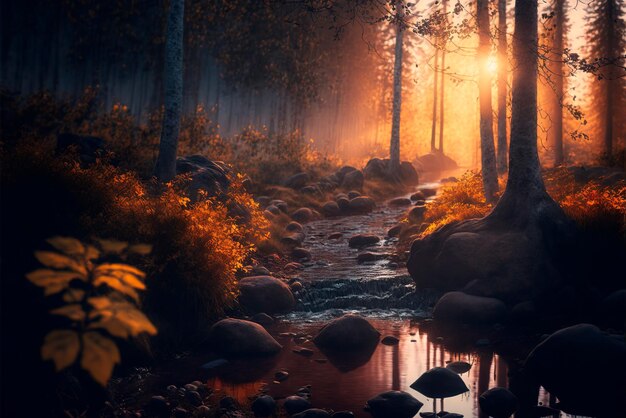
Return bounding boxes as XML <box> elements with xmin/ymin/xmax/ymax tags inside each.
<box><xmin>418</xmin><ymin>168</ymin><xmax>626</xmax><ymax>239</ymax></box>
<box><xmin>418</xmin><ymin>171</ymin><xmax>497</xmax><ymax>237</ymax></box>
<box><xmin>1</xmin><ymin>142</ymin><xmax>268</xmax><ymax>344</ymax></box>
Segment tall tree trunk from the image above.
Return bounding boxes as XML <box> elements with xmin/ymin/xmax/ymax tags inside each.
<box><xmin>438</xmin><ymin>0</ymin><xmax>447</xmax><ymax>154</ymax></box>
<box><xmin>477</xmin><ymin>0</ymin><xmax>499</xmax><ymax>201</ymax></box>
<box><xmin>605</xmin><ymin>76</ymin><xmax>614</xmax><ymax>158</ymax></box>
<box><xmin>491</xmin><ymin>0</ymin><xmax>560</xmax><ymax>223</ymax></box>
<box><xmin>430</xmin><ymin>47</ymin><xmax>439</xmax><ymax>152</ymax></box>
<box><xmin>552</xmin><ymin>0</ymin><xmax>565</xmax><ymax>166</ymax></box>
<box><xmin>496</xmin><ymin>0</ymin><xmax>509</xmax><ymax>173</ymax></box>
<box><xmin>604</xmin><ymin>0</ymin><xmax>616</xmax><ymax>160</ymax></box>
<box><xmin>389</xmin><ymin>2</ymin><xmax>404</xmax><ymax>174</ymax></box>
<box><xmin>154</xmin><ymin>0</ymin><xmax>184</xmax><ymax>182</ymax></box>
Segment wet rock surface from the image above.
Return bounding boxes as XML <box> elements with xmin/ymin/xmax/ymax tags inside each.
<box><xmin>208</xmin><ymin>318</ymin><xmax>282</xmax><ymax>355</ymax></box>
<box><xmin>239</xmin><ymin>276</ymin><xmax>296</xmax><ymax>314</ymax></box>
<box><xmin>524</xmin><ymin>323</ymin><xmax>626</xmax><ymax>417</ymax></box>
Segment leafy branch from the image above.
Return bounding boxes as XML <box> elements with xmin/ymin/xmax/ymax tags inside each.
<box><xmin>27</xmin><ymin>237</ymin><xmax>157</xmax><ymax>386</ymax></box>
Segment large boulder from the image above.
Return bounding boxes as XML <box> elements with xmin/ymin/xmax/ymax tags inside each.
<box><xmin>414</xmin><ymin>152</ymin><xmax>457</xmax><ymax>172</ymax></box>
<box><xmin>285</xmin><ymin>172</ymin><xmax>310</xmax><ymax>189</ymax></box>
<box><xmin>524</xmin><ymin>324</ymin><xmax>626</xmax><ymax>417</ymax></box>
<box><xmin>366</xmin><ymin>391</ymin><xmax>423</xmax><ymax>418</ymax></box>
<box><xmin>208</xmin><ymin>318</ymin><xmax>282</xmax><ymax>355</ymax></box>
<box><xmin>336</xmin><ymin>166</ymin><xmax>359</xmax><ymax>181</ymax></box>
<box><xmin>56</xmin><ymin>133</ymin><xmax>106</xmax><ymax>164</ymax></box>
<box><xmin>313</xmin><ymin>314</ymin><xmax>380</xmax><ymax>351</ymax></box>
<box><xmin>363</xmin><ymin>158</ymin><xmax>419</xmax><ymax>185</ymax></box>
<box><xmin>363</xmin><ymin>158</ymin><xmax>388</xmax><ymax>180</ymax></box>
<box><xmin>433</xmin><ymin>292</ymin><xmax>507</xmax><ymax>325</ymax></box>
<box><xmin>341</xmin><ymin>169</ymin><xmax>364</xmax><ymax>190</ymax></box>
<box><xmin>408</xmin><ymin>229</ymin><xmax>560</xmax><ymax>304</ymax></box>
<box><xmin>399</xmin><ymin>161</ymin><xmax>419</xmax><ymax>185</ymax></box>
<box><xmin>176</xmin><ymin>155</ymin><xmax>231</xmax><ymax>202</ymax></box>
<box><xmin>239</xmin><ymin>276</ymin><xmax>296</xmax><ymax>314</ymax></box>
<box><xmin>596</xmin><ymin>289</ymin><xmax>626</xmax><ymax>330</ymax></box>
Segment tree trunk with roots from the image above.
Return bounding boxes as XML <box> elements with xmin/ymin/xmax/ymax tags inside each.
<box><xmin>154</xmin><ymin>0</ymin><xmax>184</xmax><ymax>182</ymax></box>
<box><xmin>489</xmin><ymin>0</ymin><xmax>566</xmax><ymax>225</ymax></box>
<box><xmin>389</xmin><ymin>2</ymin><xmax>404</xmax><ymax>175</ymax></box>
<box><xmin>477</xmin><ymin>0</ymin><xmax>499</xmax><ymax>202</ymax></box>
<box><xmin>407</xmin><ymin>0</ymin><xmax>573</xmax><ymax>311</ymax></box>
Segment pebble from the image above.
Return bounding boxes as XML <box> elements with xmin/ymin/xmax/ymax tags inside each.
<box><xmin>293</xmin><ymin>346</ymin><xmax>315</xmax><ymax>356</ymax></box>
<box><xmin>381</xmin><ymin>335</ymin><xmax>400</xmax><ymax>345</ymax></box>
<box><xmin>219</xmin><ymin>396</ymin><xmax>236</xmax><ymax>409</ymax></box>
<box><xmin>274</xmin><ymin>370</ymin><xmax>289</xmax><ymax>381</ymax></box>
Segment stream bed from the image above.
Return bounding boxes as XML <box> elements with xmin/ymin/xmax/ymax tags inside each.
<box><xmin>113</xmin><ymin>171</ymin><xmax>588</xmax><ymax>417</ymax></box>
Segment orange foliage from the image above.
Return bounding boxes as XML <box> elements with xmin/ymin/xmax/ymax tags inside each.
<box><xmin>418</xmin><ymin>168</ymin><xmax>626</xmax><ymax>239</ymax></box>
<box><xmin>419</xmin><ymin>171</ymin><xmax>498</xmax><ymax>237</ymax></box>
<box><xmin>2</xmin><ymin>142</ymin><xmax>268</xmax><ymax>341</ymax></box>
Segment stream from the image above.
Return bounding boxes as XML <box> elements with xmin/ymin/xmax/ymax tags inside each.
<box><xmin>115</xmin><ymin>171</ymin><xmax>588</xmax><ymax>418</ymax></box>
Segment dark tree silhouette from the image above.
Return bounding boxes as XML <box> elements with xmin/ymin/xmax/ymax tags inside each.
<box><xmin>548</xmin><ymin>0</ymin><xmax>567</xmax><ymax>166</ymax></box>
<box><xmin>585</xmin><ymin>0</ymin><xmax>626</xmax><ymax>159</ymax></box>
<box><xmin>496</xmin><ymin>0</ymin><xmax>508</xmax><ymax>173</ymax></box>
<box><xmin>477</xmin><ymin>0</ymin><xmax>499</xmax><ymax>201</ymax></box>
<box><xmin>155</xmin><ymin>0</ymin><xmax>184</xmax><ymax>182</ymax></box>
<box><xmin>490</xmin><ymin>0</ymin><xmax>564</xmax><ymax>223</ymax></box>
<box><xmin>389</xmin><ymin>1</ymin><xmax>404</xmax><ymax>174</ymax></box>
<box><xmin>430</xmin><ymin>45</ymin><xmax>439</xmax><ymax>152</ymax></box>
<box><xmin>438</xmin><ymin>0</ymin><xmax>448</xmax><ymax>154</ymax></box>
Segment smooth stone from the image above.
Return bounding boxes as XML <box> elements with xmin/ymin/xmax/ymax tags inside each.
<box><xmin>239</xmin><ymin>276</ymin><xmax>296</xmax><ymax>314</ymax></box>
<box><xmin>433</xmin><ymin>292</ymin><xmax>507</xmax><ymax>325</ymax></box>
<box><xmin>445</xmin><ymin>361</ymin><xmax>471</xmax><ymax>374</ymax></box>
<box><xmin>251</xmin><ymin>395</ymin><xmax>276</xmax><ymax>417</ymax></box>
<box><xmin>250</xmin><ymin>313</ymin><xmax>274</xmax><ymax>326</ymax></box>
<box><xmin>313</xmin><ymin>314</ymin><xmax>380</xmax><ymax>351</ymax></box>
<box><xmin>348</xmin><ymin>234</ymin><xmax>380</xmax><ymax>248</ymax></box>
<box><xmin>292</xmin><ymin>409</ymin><xmax>331</xmax><ymax>418</ymax></box>
<box><xmin>366</xmin><ymin>391</ymin><xmax>423</xmax><ymax>418</ymax></box>
<box><xmin>285</xmin><ymin>221</ymin><xmax>304</xmax><ymax>233</ymax></box>
<box><xmin>389</xmin><ymin>197</ymin><xmax>412</xmax><ymax>206</ymax></box>
<box><xmin>208</xmin><ymin>318</ymin><xmax>282</xmax><ymax>355</ymax></box>
<box><xmin>479</xmin><ymin>387</ymin><xmax>519</xmax><ymax>418</ymax></box>
<box><xmin>410</xmin><ymin>367</ymin><xmax>469</xmax><ymax>398</ymax></box>
<box><xmin>381</xmin><ymin>335</ymin><xmax>400</xmax><ymax>345</ymax></box>
<box><xmin>284</xmin><ymin>396</ymin><xmax>312</xmax><ymax>415</ymax></box>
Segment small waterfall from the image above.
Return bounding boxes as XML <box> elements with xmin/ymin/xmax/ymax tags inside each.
<box><xmin>294</xmin><ymin>276</ymin><xmax>438</xmax><ymax>312</ymax></box>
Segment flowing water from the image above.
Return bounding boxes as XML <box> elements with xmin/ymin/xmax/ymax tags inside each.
<box><xmin>115</xmin><ymin>171</ymin><xmax>588</xmax><ymax>417</ymax></box>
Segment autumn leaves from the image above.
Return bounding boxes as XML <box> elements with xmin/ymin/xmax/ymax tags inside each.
<box><xmin>26</xmin><ymin>237</ymin><xmax>157</xmax><ymax>386</ymax></box>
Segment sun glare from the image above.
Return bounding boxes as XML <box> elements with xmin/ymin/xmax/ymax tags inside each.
<box><xmin>486</xmin><ymin>55</ymin><xmax>498</xmax><ymax>75</ymax></box>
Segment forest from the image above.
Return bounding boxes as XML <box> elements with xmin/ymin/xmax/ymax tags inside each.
<box><xmin>0</xmin><ymin>0</ymin><xmax>625</xmax><ymax>417</ymax></box>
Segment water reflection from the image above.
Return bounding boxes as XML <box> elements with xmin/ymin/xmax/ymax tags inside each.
<box><xmin>206</xmin><ymin>319</ymin><xmax>507</xmax><ymax>417</ymax></box>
